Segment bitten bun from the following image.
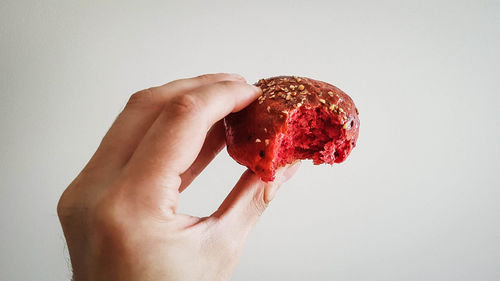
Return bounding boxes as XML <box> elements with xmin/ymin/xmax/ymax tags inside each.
<box><xmin>224</xmin><ymin>76</ymin><xmax>359</xmax><ymax>182</ymax></box>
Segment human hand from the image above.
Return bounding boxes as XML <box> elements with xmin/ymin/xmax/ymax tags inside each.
<box><xmin>57</xmin><ymin>73</ymin><xmax>300</xmax><ymax>281</ymax></box>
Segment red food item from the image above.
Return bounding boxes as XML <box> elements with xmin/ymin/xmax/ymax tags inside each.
<box><xmin>224</xmin><ymin>76</ymin><xmax>360</xmax><ymax>182</ymax></box>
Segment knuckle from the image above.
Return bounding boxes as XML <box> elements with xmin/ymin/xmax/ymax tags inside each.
<box><xmin>196</xmin><ymin>74</ymin><xmax>214</xmax><ymax>82</ymax></box>
<box><xmin>57</xmin><ymin>181</ymin><xmax>87</xmax><ymax>225</ymax></box>
<box><xmin>166</xmin><ymin>93</ymin><xmax>202</xmax><ymax>117</ymax></box>
<box><xmin>126</xmin><ymin>88</ymin><xmax>154</xmax><ymax>108</ymax></box>
<box><xmin>92</xmin><ymin>195</ymin><xmax>127</xmax><ymax>236</ymax></box>
<box><xmin>91</xmin><ymin>203</ymin><xmax>132</xmax><ymax>251</ymax></box>
<box><xmin>56</xmin><ymin>189</ymin><xmax>72</xmax><ymax>221</ymax></box>
<box><xmin>214</xmin><ymin>80</ymin><xmax>240</xmax><ymax>89</ymax></box>
<box><xmin>196</xmin><ymin>73</ymin><xmax>244</xmax><ymax>83</ymax></box>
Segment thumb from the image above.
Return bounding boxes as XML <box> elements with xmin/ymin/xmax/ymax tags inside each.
<box><xmin>212</xmin><ymin>161</ymin><xmax>301</xmax><ymax>236</ymax></box>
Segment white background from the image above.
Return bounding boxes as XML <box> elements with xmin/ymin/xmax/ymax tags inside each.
<box><xmin>1</xmin><ymin>0</ymin><xmax>499</xmax><ymax>280</ymax></box>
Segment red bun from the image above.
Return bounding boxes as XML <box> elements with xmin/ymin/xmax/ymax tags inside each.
<box><xmin>224</xmin><ymin>76</ymin><xmax>360</xmax><ymax>182</ymax></box>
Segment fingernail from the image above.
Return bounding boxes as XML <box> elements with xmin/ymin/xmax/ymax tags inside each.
<box><xmin>281</xmin><ymin>160</ymin><xmax>301</xmax><ymax>183</ymax></box>
<box><xmin>263</xmin><ymin>161</ymin><xmax>301</xmax><ymax>203</ymax></box>
<box><xmin>252</xmin><ymin>85</ymin><xmax>262</xmax><ymax>93</ymax></box>
<box><xmin>264</xmin><ymin>182</ymin><xmax>281</xmax><ymax>204</ymax></box>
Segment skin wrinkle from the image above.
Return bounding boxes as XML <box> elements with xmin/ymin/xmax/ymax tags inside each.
<box><xmin>57</xmin><ymin>74</ymin><xmax>297</xmax><ymax>281</ymax></box>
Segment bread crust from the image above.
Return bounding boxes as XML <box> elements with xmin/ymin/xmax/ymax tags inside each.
<box><xmin>224</xmin><ymin>76</ymin><xmax>359</xmax><ymax>181</ymax></box>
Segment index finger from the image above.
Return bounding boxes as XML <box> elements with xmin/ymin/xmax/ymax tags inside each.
<box><xmin>120</xmin><ymin>80</ymin><xmax>261</xmax><ymax>197</ymax></box>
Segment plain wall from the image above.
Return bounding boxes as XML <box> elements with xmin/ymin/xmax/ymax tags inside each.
<box><xmin>1</xmin><ymin>0</ymin><xmax>499</xmax><ymax>280</ymax></box>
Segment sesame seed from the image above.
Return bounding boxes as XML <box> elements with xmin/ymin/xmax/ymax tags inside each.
<box><xmin>255</xmin><ymin>138</ymin><xmax>261</xmax><ymax>143</ymax></box>
<box><xmin>265</xmin><ymin>139</ymin><xmax>270</xmax><ymax>145</ymax></box>
<box><xmin>298</xmin><ymin>84</ymin><xmax>305</xmax><ymax>91</ymax></box>
<box><xmin>286</xmin><ymin>93</ymin><xmax>292</xmax><ymax>100</ymax></box>
<box><xmin>319</xmin><ymin>98</ymin><xmax>326</xmax><ymax>104</ymax></box>
<box><xmin>259</xmin><ymin>100</ymin><xmax>263</xmax><ymax>104</ymax></box>
<box><xmin>264</xmin><ymin>128</ymin><xmax>267</xmax><ymax>133</ymax></box>
<box><xmin>343</xmin><ymin>122</ymin><xmax>349</xmax><ymax>130</ymax></box>
<box><xmin>267</xmin><ymin>106</ymin><xmax>271</xmax><ymax>113</ymax></box>
<box><xmin>289</xmin><ymin>85</ymin><xmax>296</xmax><ymax>90</ymax></box>
<box><xmin>329</xmin><ymin>104</ymin><xmax>338</xmax><ymax>112</ymax></box>
<box><xmin>328</xmin><ymin>91</ymin><xmax>334</xmax><ymax>97</ymax></box>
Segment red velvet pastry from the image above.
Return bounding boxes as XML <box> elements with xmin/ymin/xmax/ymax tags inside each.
<box><xmin>224</xmin><ymin>76</ymin><xmax>360</xmax><ymax>182</ymax></box>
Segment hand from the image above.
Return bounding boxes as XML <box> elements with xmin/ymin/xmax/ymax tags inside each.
<box><xmin>57</xmin><ymin>73</ymin><xmax>300</xmax><ymax>281</ymax></box>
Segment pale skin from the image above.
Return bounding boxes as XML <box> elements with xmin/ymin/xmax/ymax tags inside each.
<box><xmin>57</xmin><ymin>73</ymin><xmax>300</xmax><ymax>281</ymax></box>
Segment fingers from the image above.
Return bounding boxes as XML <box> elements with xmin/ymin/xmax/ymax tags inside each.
<box><xmin>122</xmin><ymin>81</ymin><xmax>261</xmax><ymax>190</ymax></box>
<box><xmin>86</xmin><ymin>73</ymin><xmax>245</xmax><ymax>175</ymax></box>
<box><xmin>178</xmin><ymin>120</ymin><xmax>226</xmax><ymax>192</ymax></box>
<box><xmin>211</xmin><ymin>162</ymin><xmax>301</xmax><ymax>236</ymax></box>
